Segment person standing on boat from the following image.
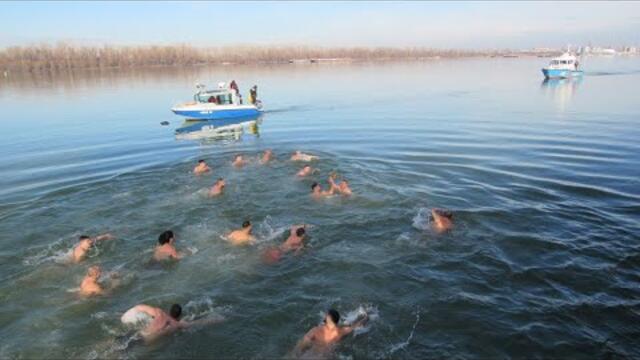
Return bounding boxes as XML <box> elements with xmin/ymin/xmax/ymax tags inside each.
<box><xmin>249</xmin><ymin>85</ymin><xmax>258</xmax><ymax>104</ymax></box>
<box><xmin>230</xmin><ymin>80</ymin><xmax>241</xmax><ymax>105</ymax></box>
<box><xmin>229</xmin><ymin>80</ymin><xmax>239</xmax><ymax>94</ymax></box>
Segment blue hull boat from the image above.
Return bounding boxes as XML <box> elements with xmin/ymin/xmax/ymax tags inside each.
<box><xmin>171</xmin><ymin>82</ymin><xmax>262</xmax><ymax>120</ymax></box>
<box><xmin>542</xmin><ymin>68</ymin><xmax>584</xmax><ymax>79</ymax></box>
<box><xmin>172</xmin><ymin>106</ymin><xmax>261</xmax><ymax>120</ymax></box>
<box><xmin>541</xmin><ymin>52</ymin><xmax>583</xmax><ymax>79</ymax></box>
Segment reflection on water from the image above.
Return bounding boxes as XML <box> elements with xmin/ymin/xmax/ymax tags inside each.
<box><xmin>174</xmin><ymin>115</ymin><xmax>262</xmax><ymax>142</ymax></box>
<box><xmin>540</xmin><ymin>77</ymin><xmax>582</xmax><ymax>112</ymax></box>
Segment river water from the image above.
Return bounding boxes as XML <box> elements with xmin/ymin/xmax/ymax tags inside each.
<box><xmin>0</xmin><ymin>57</ymin><xmax>639</xmax><ymax>359</ymax></box>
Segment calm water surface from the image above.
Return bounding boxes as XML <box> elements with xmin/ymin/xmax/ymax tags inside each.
<box><xmin>0</xmin><ymin>58</ymin><xmax>639</xmax><ymax>359</ymax></box>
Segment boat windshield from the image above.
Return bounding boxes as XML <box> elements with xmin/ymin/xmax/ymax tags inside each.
<box><xmin>195</xmin><ymin>91</ymin><xmax>233</xmax><ymax>104</ymax></box>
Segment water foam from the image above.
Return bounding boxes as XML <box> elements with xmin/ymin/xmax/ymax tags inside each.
<box><xmin>387</xmin><ymin>307</ymin><xmax>421</xmax><ymax>355</ymax></box>
<box><xmin>412</xmin><ymin>207</ymin><xmax>431</xmax><ymax>231</ymax></box>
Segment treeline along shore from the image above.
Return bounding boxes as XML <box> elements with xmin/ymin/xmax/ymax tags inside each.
<box><xmin>0</xmin><ymin>43</ymin><xmax>556</xmax><ymax>73</ymax></box>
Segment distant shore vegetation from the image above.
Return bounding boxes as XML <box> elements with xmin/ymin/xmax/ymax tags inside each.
<box><xmin>0</xmin><ymin>43</ymin><xmax>559</xmax><ymax>73</ymax></box>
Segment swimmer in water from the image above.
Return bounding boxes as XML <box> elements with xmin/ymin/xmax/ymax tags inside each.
<box><xmin>232</xmin><ymin>155</ymin><xmax>248</xmax><ymax>168</ymax></box>
<box><xmin>328</xmin><ymin>174</ymin><xmax>352</xmax><ymax>196</ymax></box>
<box><xmin>262</xmin><ymin>225</ymin><xmax>307</xmax><ymax>263</ymax></box>
<box><xmin>153</xmin><ymin>230</ymin><xmax>184</xmax><ymax>261</ymax></box>
<box><xmin>79</xmin><ymin>265</ymin><xmax>104</xmax><ymax>297</ymax></box>
<box><xmin>291</xmin><ymin>151</ymin><xmax>319</xmax><ymax>162</ymax></box>
<box><xmin>431</xmin><ymin>208</ymin><xmax>454</xmax><ymax>233</ymax></box>
<box><xmin>311</xmin><ymin>181</ymin><xmax>335</xmax><ymax>198</ymax></box>
<box><xmin>292</xmin><ymin>309</ymin><xmax>368</xmax><ymax>357</ymax></box>
<box><xmin>227</xmin><ymin>220</ymin><xmax>256</xmax><ymax>246</ymax></box>
<box><xmin>72</xmin><ymin>233</ymin><xmax>114</xmax><ymax>263</ymax></box>
<box><xmin>127</xmin><ymin>304</ymin><xmax>223</xmax><ymax>342</ymax></box>
<box><xmin>297</xmin><ymin>165</ymin><xmax>316</xmax><ymax>178</ymax></box>
<box><xmin>193</xmin><ymin>159</ymin><xmax>211</xmax><ymax>175</ymax></box>
<box><xmin>260</xmin><ymin>149</ymin><xmax>274</xmax><ymax>164</ymax></box>
<box><xmin>208</xmin><ymin>178</ymin><xmax>226</xmax><ymax>197</ymax></box>
<box><xmin>280</xmin><ymin>225</ymin><xmax>307</xmax><ymax>253</ymax></box>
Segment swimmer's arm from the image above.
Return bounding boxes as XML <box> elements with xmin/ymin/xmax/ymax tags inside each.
<box><xmin>93</xmin><ymin>233</ymin><xmax>114</xmax><ymax>242</ymax></box>
<box><xmin>172</xmin><ymin>249</ymin><xmax>185</xmax><ymax>259</ymax></box>
<box><xmin>340</xmin><ymin>314</ymin><xmax>369</xmax><ymax>336</ymax></box>
<box><xmin>182</xmin><ymin>315</ymin><xmax>225</xmax><ymax>328</ymax></box>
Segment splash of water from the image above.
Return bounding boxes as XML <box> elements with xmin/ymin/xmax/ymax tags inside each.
<box><xmin>412</xmin><ymin>207</ymin><xmax>431</xmax><ymax>231</ymax></box>
<box><xmin>387</xmin><ymin>307</ymin><xmax>421</xmax><ymax>355</ymax></box>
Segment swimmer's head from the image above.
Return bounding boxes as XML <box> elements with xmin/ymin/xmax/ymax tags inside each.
<box><xmin>169</xmin><ymin>304</ymin><xmax>182</xmax><ymax>320</ymax></box>
<box><xmin>433</xmin><ymin>208</ymin><xmax>453</xmax><ymax>219</ymax></box>
<box><xmin>326</xmin><ymin>309</ymin><xmax>340</xmax><ymax>325</ymax></box>
<box><xmin>296</xmin><ymin>227</ymin><xmax>306</xmax><ymax>237</ymax></box>
<box><xmin>235</xmin><ymin>155</ymin><xmax>243</xmax><ymax>161</ymax></box>
<box><xmin>303</xmin><ymin>165</ymin><xmax>311</xmax><ymax>170</ymax></box>
<box><xmin>158</xmin><ymin>230</ymin><xmax>174</xmax><ymax>245</ymax></box>
<box><xmin>87</xmin><ymin>265</ymin><xmax>101</xmax><ymax>278</ymax></box>
<box><xmin>311</xmin><ymin>182</ymin><xmax>319</xmax><ymax>191</ymax></box>
<box><xmin>198</xmin><ymin>159</ymin><xmax>205</xmax><ymax>164</ymax></box>
<box><xmin>78</xmin><ymin>236</ymin><xmax>92</xmax><ymax>249</ymax></box>
<box><xmin>242</xmin><ymin>221</ymin><xmax>251</xmax><ymax>229</ymax></box>
<box><xmin>264</xmin><ymin>149</ymin><xmax>272</xmax><ymax>155</ymax></box>
<box><xmin>217</xmin><ymin>178</ymin><xmax>225</xmax><ymax>187</ymax></box>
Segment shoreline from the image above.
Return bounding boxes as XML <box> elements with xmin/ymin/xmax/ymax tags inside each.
<box><xmin>0</xmin><ymin>44</ymin><xmax>567</xmax><ymax>75</ymax></box>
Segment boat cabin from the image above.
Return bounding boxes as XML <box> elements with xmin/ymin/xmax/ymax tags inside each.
<box><xmin>194</xmin><ymin>89</ymin><xmax>235</xmax><ymax>105</ymax></box>
<box><xmin>547</xmin><ymin>53</ymin><xmax>579</xmax><ymax>70</ymax></box>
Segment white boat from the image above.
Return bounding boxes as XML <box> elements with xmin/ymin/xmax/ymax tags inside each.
<box><xmin>171</xmin><ymin>82</ymin><xmax>262</xmax><ymax>120</ymax></box>
<box><xmin>541</xmin><ymin>53</ymin><xmax>583</xmax><ymax>79</ymax></box>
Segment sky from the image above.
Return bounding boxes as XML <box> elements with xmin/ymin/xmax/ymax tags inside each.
<box><xmin>1</xmin><ymin>1</ymin><xmax>639</xmax><ymax>49</ymax></box>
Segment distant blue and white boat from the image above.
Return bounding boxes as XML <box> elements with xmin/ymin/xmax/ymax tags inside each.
<box><xmin>542</xmin><ymin>53</ymin><xmax>584</xmax><ymax>79</ymax></box>
<box><xmin>171</xmin><ymin>82</ymin><xmax>262</xmax><ymax>120</ymax></box>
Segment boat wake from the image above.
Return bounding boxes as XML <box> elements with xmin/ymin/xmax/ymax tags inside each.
<box><xmin>585</xmin><ymin>70</ymin><xmax>640</xmax><ymax>76</ymax></box>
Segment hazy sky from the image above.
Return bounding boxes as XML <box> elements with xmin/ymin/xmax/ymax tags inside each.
<box><xmin>1</xmin><ymin>1</ymin><xmax>639</xmax><ymax>49</ymax></box>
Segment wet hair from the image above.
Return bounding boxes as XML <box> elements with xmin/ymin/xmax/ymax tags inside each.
<box><xmin>79</xmin><ymin>235</ymin><xmax>91</xmax><ymax>241</ymax></box>
<box><xmin>327</xmin><ymin>309</ymin><xmax>340</xmax><ymax>324</ymax></box>
<box><xmin>198</xmin><ymin>159</ymin><xmax>205</xmax><ymax>164</ymax></box>
<box><xmin>217</xmin><ymin>178</ymin><xmax>224</xmax><ymax>184</ymax></box>
<box><xmin>296</xmin><ymin>227</ymin><xmax>306</xmax><ymax>237</ymax></box>
<box><xmin>434</xmin><ymin>209</ymin><xmax>453</xmax><ymax>219</ymax></box>
<box><xmin>242</xmin><ymin>221</ymin><xmax>251</xmax><ymax>228</ymax></box>
<box><xmin>311</xmin><ymin>182</ymin><xmax>319</xmax><ymax>190</ymax></box>
<box><xmin>170</xmin><ymin>304</ymin><xmax>182</xmax><ymax>320</ymax></box>
<box><xmin>158</xmin><ymin>230</ymin><xmax>174</xmax><ymax>245</ymax></box>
